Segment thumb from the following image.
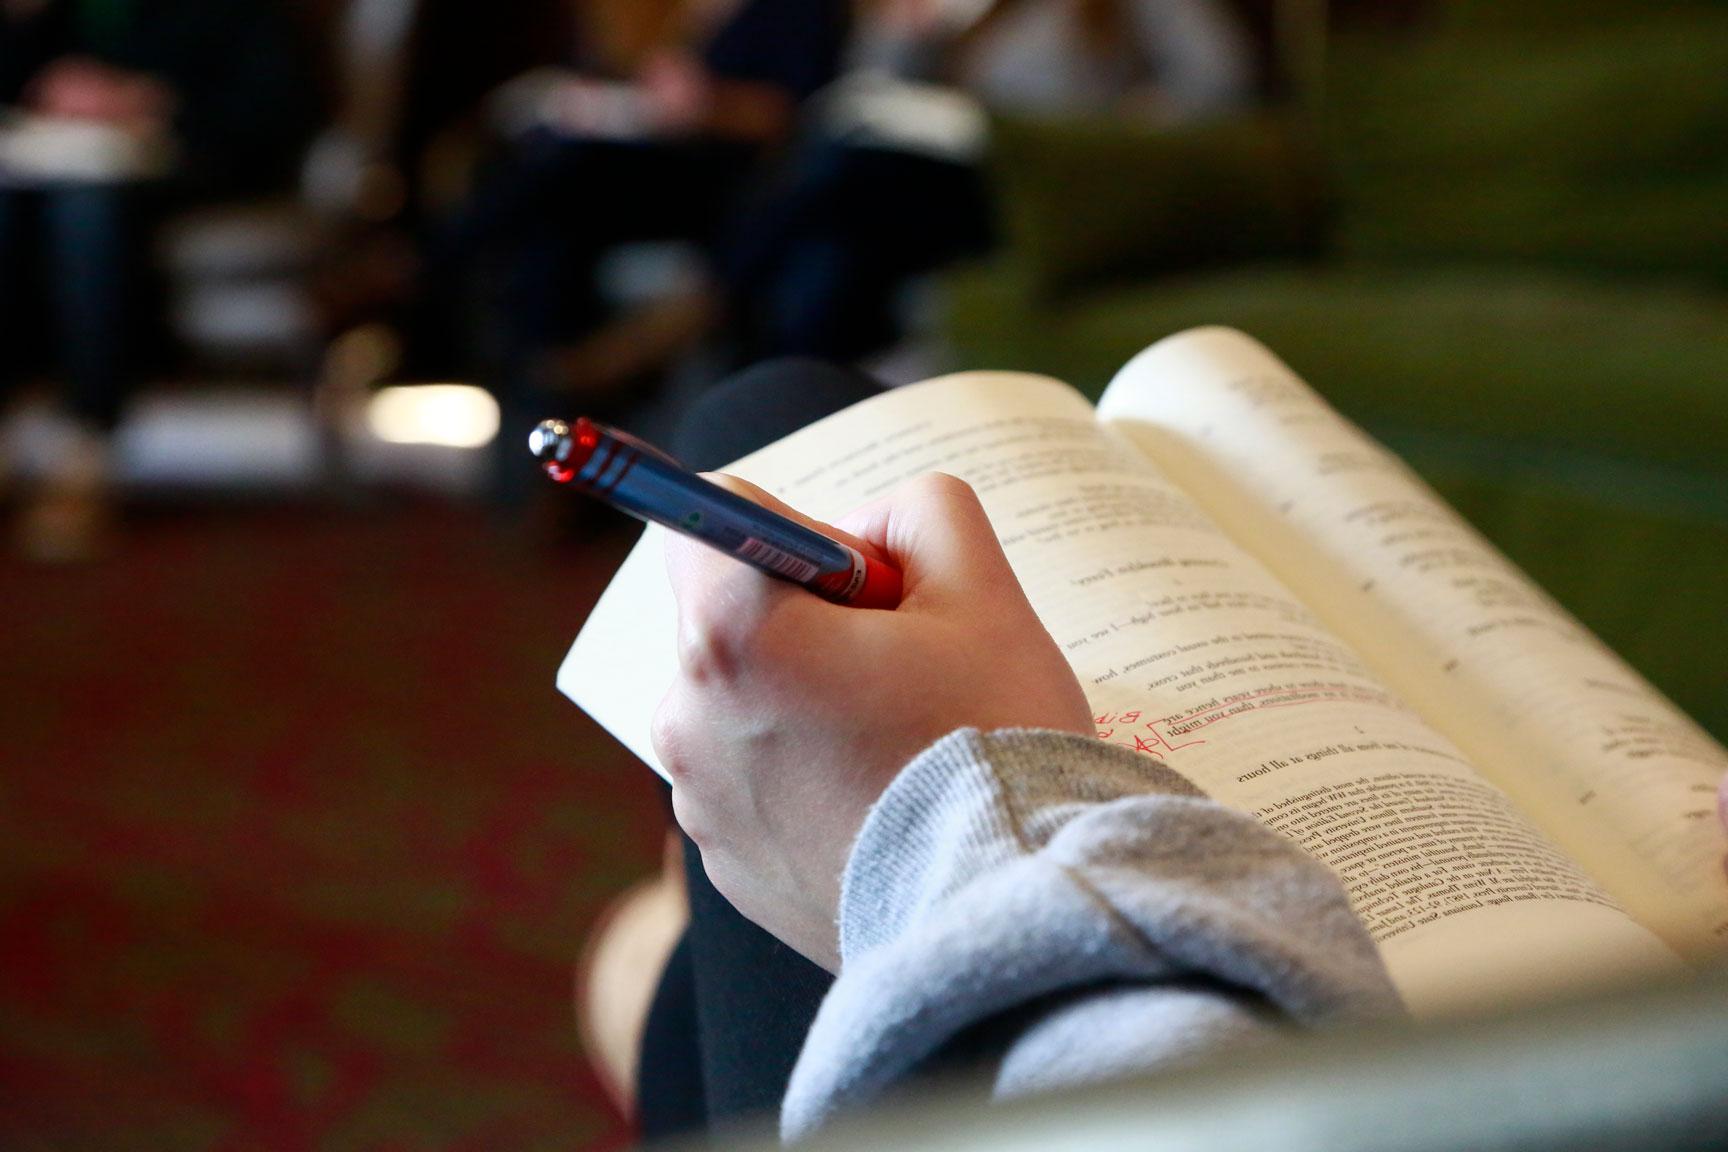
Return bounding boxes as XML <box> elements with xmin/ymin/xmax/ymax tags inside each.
<box><xmin>835</xmin><ymin>472</ymin><xmax>1017</xmax><ymax>607</ymax></box>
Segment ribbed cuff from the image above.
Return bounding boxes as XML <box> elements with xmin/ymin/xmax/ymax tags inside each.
<box><xmin>839</xmin><ymin>728</ymin><xmax>1203</xmax><ymax>960</ymax></box>
<box><xmin>786</xmin><ymin>728</ymin><xmax>1401</xmax><ymax>1142</ymax></box>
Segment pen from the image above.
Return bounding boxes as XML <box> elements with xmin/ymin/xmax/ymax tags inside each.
<box><xmin>529</xmin><ymin>417</ymin><xmax>903</xmax><ymax>610</ymax></box>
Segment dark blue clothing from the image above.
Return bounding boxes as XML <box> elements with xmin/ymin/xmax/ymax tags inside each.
<box><xmin>0</xmin><ymin>0</ymin><xmax>318</xmax><ymax>195</ymax></box>
<box><xmin>0</xmin><ymin>186</ymin><xmax>143</xmax><ymax>430</ymax></box>
<box><xmin>702</xmin><ymin>0</ymin><xmax>849</xmax><ymax>101</ymax></box>
<box><xmin>719</xmin><ymin>141</ymin><xmax>994</xmax><ymax>361</ymax></box>
<box><xmin>0</xmin><ymin>0</ymin><xmax>316</xmax><ymax>429</ymax></box>
<box><xmin>455</xmin><ymin>0</ymin><xmax>851</xmax><ymax>503</ymax></box>
<box><xmin>475</xmin><ymin>135</ymin><xmax>763</xmax><ymax>505</ymax></box>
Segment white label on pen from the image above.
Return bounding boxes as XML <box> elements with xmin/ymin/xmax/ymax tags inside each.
<box><xmin>737</xmin><ymin>538</ymin><xmax>821</xmax><ymax>583</ymax></box>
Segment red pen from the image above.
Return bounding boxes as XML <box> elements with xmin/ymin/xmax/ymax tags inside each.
<box><xmin>529</xmin><ymin>417</ymin><xmax>903</xmax><ymax>610</ymax></box>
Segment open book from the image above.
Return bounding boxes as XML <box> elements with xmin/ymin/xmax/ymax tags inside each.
<box><xmin>560</xmin><ymin>327</ymin><xmax>1727</xmax><ymax>1016</ymax></box>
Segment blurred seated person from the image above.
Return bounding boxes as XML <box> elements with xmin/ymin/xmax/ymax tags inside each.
<box><xmin>718</xmin><ymin>0</ymin><xmax>1256</xmax><ymax>362</ymax></box>
<box><xmin>0</xmin><ymin>0</ymin><xmax>316</xmax><ymax>561</ymax></box>
<box><xmin>445</xmin><ymin>0</ymin><xmax>849</xmax><ymax>502</ymax></box>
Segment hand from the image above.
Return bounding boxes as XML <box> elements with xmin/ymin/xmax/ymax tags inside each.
<box><xmin>653</xmin><ymin>473</ymin><xmax>1094</xmax><ymax>970</ymax></box>
<box><xmin>875</xmin><ymin>0</ymin><xmax>997</xmax><ymax>36</ymax></box>
<box><xmin>27</xmin><ymin>56</ymin><xmax>176</xmax><ymax>129</ymax></box>
<box><xmin>638</xmin><ymin>49</ymin><xmax>712</xmax><ymax>135</ymax></box>
<box><xmin>873</xmin><ymin>0</ymin><xmax>946</xmax><ymax>35</ymax></box>
<box><xmin>492</xmin><ymin>69</ymin><xmax>654</xmax><ymax>140</ymax></box>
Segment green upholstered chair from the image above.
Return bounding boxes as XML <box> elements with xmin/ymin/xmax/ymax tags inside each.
<box><xmin>939</xmin><ymin>2</ymin><xmax>1728</xmax><ymax>737</ymax></box>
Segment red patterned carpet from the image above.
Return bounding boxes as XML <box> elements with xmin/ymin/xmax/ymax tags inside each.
<box><xmin>0</xmin><ymin>500</ymin><xmax>665</xmax><ymax>1150</ymax></box>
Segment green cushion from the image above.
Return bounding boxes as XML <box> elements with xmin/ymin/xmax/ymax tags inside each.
<box><xmin>945</xmin><ymin>12</ymin><xmax>1728</xmax><ymax>738</ymax></box>
<box><xmin>1437</xmin><ymin>0</ymin><xmax>1726</xmax><ymax>35</ymax></box>
<box><xmin>986</xmin><ymin>113</ymin><xmax>1326</xmax><ymax>302</ymax></box>
<box><xmin>945</xmin><ymin>264</ymin><xmax>1728</xmax><ymax>472</ymax></box>
<box><xmin>1327</xmin><ymin>14</ymin><xmax>1728</xmax><ymax>279</ymax></box>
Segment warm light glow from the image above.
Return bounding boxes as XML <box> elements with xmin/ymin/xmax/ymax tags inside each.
<box><xmin>365</xmin><ymin>385</ymin><xmax>500</xmax><ymax>448</ymax></box>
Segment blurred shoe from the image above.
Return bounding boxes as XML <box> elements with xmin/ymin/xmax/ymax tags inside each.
<box><xmin>14</xmin><ymin>424</ymin><xmax>114</xmax><ymax>563</ymax></box>
<box><xmin>575</xmin><ymin>832</ymin><xmax>689</xmax><ymax>1118</ymax></box>
<box><xmin>540</xmin><ymin>289</ymin><xmax>717</xmax><ymax>401</ymax></box>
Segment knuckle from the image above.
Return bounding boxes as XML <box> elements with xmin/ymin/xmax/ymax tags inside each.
<box><xmin>675</xmin><ymin>611</ymin><xmax>747</xmax><ymax>685</ymax></box>
<box><xmin>908</xmin><ymin>472</ymin><xmax>997</xmax><ymax>548</ymax></box>
<box><xmin>650</xmin><ymin>693</ymin><xmax>694</xmax><ymax>782</ymax></box>
<box><xmin>669</xmin><ymin>785</ymin><xmax>710</xmax><ymax>848</ymax></box>
<box><xmin>914</xmin><ymin>470</ymin><xmax>982</xmax><ymax>512</ymax></box>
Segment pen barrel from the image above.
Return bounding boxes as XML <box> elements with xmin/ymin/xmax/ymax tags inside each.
<box><xmin>575</xmin><ymin>433</ymin><xmax>871</xmax><ymax>601</ymax></box>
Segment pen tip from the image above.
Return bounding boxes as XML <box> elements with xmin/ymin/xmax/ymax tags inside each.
<box><xmin>528</xmin><ymin>419</ymin><xmax>570</xmax><ymax>463</ymax></box>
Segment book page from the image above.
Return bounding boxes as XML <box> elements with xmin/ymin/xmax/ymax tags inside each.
<box><xmin>561</xmin><ymin>371</ymin><xmax>1678</xmax><ymax>1014</ymax></box>
<box><xmin>1098</xmin><ymin>327</ymin><xmax>1728</xmax><ymax>956</ymax></box>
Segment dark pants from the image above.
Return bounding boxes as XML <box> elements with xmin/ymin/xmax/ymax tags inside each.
<box><xmin>0</xmin><ymin>185</ymin><xmax>141</xmax><ymax>431</ymax></box>
<box><xmin>448</xmin><ymin>133</ymin><xmax>757</xmax><ymax>504</ymax></box>
<box><xmin>635</xmin><ymin>357</ymin><xmax>886</xmax><ymax>1141</ymax></box>
<box><xmin>718</xmin><ymin>141</ymin><xmax>994</xmax><ymax>362</ymax></box>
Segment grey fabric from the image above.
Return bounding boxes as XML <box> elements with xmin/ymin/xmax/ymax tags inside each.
<box><xmin>957</xmin><ymin>0</ymin><xmax>1252</xmax><ymax>120</ymax></box>
<box><xmin>782</xmin><ymin>728</ymin><xmax>1402</xmax><ymax>1141</ymax></box>
<box><xmin>845</xmin><ymin>0</ymin><xmax>1253</xmax><ymax>120</ymax></box>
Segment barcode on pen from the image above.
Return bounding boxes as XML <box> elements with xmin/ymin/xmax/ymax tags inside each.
<box><xmin>737</xmin><ymin>538</ymin><xmax>821</xmax><ymax>583</ymax></box>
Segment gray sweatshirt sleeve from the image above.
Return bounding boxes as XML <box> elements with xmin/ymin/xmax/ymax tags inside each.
<box><xmin>781</xmin><ymin>729</ymin><xmax>1402</xmax><ymax>1142</ymax></box>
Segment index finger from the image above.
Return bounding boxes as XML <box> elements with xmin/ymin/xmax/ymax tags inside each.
<box><xmin>701</xmin><ymin>473</ymin><xmax>895</xmax><ymax>569</ymax></box>
<box><xmin>662</xmin><ymin>471</ymin><xmax>880</xmax><ymax>632</ymax></box>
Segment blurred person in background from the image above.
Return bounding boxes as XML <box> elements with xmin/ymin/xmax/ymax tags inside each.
<box><xmin>436</xmin><ymin>0</ymin><xmax>849</xmax><ymax>507</ymax></box>
<box><xmin>0</xmin><ymin>0</ymin><xmax>317</xmax><ymax>561</ymax></box>
<box><xmin>715</xmin><ymin>0</ymin><xmax>1256</xmax><ymax>363</ymax></box>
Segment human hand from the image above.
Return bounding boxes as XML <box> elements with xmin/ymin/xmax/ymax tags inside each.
<box><xmin>873</xmin><ymin>0</ymin><xmax>999</xmax><ymax>35</ymax></box>
<box><xmin>27</xmin><ymin>56</ymin><xmax>175</xmax><ymax>129</ymax></box>
<box><xmin>490</xmin><ymin>68</ymin><xmax>653</xmax><ymax>140</ymax></box>
<box><xmin>653</xmin><ymin>473</ymin><xmax>1094</xmax><ymax>970</ymax></box>
<box><xmin>872</xmin><ymin>0</ymin><xmax>946</xmax><ymax>35</ymax></box>
<box><xmin>638</xmin><ymin>49</ymin><xmax>712</xmax><ymax>135</ymax></box>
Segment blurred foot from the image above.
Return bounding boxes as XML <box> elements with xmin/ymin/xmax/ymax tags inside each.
<box><xmin>14</xmin><ymin>425</ymin><xmax>114</xmax><ymax>563</ymax></box>
<box><xmin>540</xmin><ymin>290</ymin><xmax>716</xmax><ymax>400</ymax></box>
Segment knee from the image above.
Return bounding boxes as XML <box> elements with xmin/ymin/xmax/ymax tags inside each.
<box><xmin>672</xmin><ymin>358</ymin><xmax>883</xmax><ymax>467</ymax></box>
